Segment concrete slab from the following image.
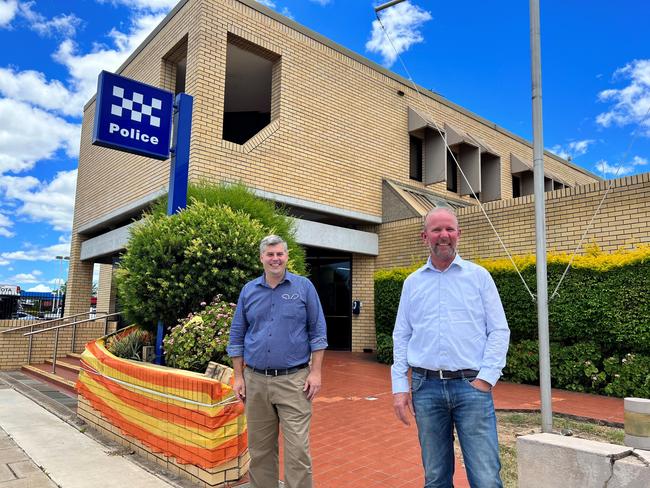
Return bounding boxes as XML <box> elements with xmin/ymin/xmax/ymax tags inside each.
<box><xmin>0</xmin><ymin>389</ymin><xmax>174</xmax><ymax>488</ymax></box>
<box><xmin>517</xmin><ymin>433</ymin><xmax>633</xmax><ymax>488</ymax></box>
<box><xmin>609</xmin><ymin>456</ymin><xmax>650</xmax><ymax>488</ymax></box>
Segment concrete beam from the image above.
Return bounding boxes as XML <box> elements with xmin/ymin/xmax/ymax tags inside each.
<box><xmin>80</xmin><ymin>224</ymin><xmax>134</xmax><ymax>261</ymax></box>
<box><xmin>291</xmin><ymin>218</ymin><xmax>378</xmax><ymax>256</ymax></box>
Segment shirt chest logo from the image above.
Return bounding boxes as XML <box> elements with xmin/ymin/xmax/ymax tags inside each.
<box><xmin>281</xmin><ymin>293</ymin><xmax>300</xmax><ymax>300</ymax></box>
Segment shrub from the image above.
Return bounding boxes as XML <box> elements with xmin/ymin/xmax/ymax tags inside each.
<box><xmin>163</xmin><ymin>296</ymin><xmax>235</xmax><ymax>372</ymax></box>
<box><xmin>107</xmin><ymin>328</ymin><xmax>153</xmax><ymax>361</ymax></box>
<box><xmin>602</xmin><ymin>353</ymin><xmax>650</xmax><ymax>398</ymax></box>
<box><xmin>117</xmin><ymin>201</ymin><xmax>267</xmax><ymax>331</ymax></box>
<box><xmin>376</xmin><ymin>332</ymin><xmax>393</xmax><ymax>365</ymax></box>
<box><xmin>550</xmin><ymin>342</ymin><xmax>603</xmax><ymax>392</ymax></box>
<box><xmin>503</xmin><ymin>340</ymin><xmax>539</xmax><ymax>384</ymax></box>
<box><xmin>157</xmin><ymin>181</ymin><xmax>306</xmax><ymax>274</ymax></box>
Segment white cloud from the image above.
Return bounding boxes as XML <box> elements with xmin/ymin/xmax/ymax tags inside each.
<box><xmin>8</xmin><ymin>272</ymin><xmax>40</xmax><ymax>283</ymax></box>
<box><xmin>1</xmin><ymin>237</ymin><xmax>71</xmax><ymax>262</ymax></box>
<box><xmin>631</xmin><ymin>155</ymin><xmax>648</xmax><ymax>166</ymax></box>
<box><xmin>0</xmin><ymin>0</ymin><xmax>18</xmax><ymax>27</ymax></box>
<box><xmin>0</xmin><ymin>170</ymin><xmax>77</xmax><ymax>231</ymax></box>
<box><xmin>309</xmin><ymin>0</ymin><xmax>331</xmax><ymax>5</ymax></box>
<box><xmin>52</xmin><ymin>13</ymin><xmax>167</xmax><ymax>113</ymax></box>
<box><xmin>97</xmin><ymin>0</ymin><xmax>178</xmax><ymax>12</ymax></box>
<box><xmin>256</xmin><ymin>0</ymin><xmax>275</xmax><ymax>7</ymax></box>
<box><xmin>0</xmin><ymin>68</ymin><xmax>76</xmax><ymax>116</ymax></box>
<box><xmin>18</xmin><ymin>2</ymin><xmax>82</xmax><ymax>37</ymax></box>
<box><xmin>549</xmin><ymin>139</ymin><xmax>595</xmax><ymax>160</ymax></box>
<box><xmin>595</xmin><ymin>160</ymin><xmax>633</xmax><ymax>178</ymax></box>
<box><xmin>596</xmin><ymin>59</ymin><xmax>650</xmax><ymax>136</ymax></box>
<box><xmin>27</xmin><ymin>284</ymin><xmax>52</xmax><ymax>292</ymax></box>
<box><xmin>0</xmin><ymin>212</ymin><xmax>13</xmax><ymax>237</ymax></box>
<box><xmin>0</xmin><ymin>259</ymin><xmax>9</xmax><ymax>265</ymax></box>
<box><xmin>366</xmin><ymin>1</ymin><xmax>432</xmax><ymax>67</ymax></box>
<box><xmin>0</xmin><ymin>98</ymin><xmax>80</xmax><ymax>173</ymax></box>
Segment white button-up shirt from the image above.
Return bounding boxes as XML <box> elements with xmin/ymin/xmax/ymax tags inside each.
<box><xmin>391</xmin><ymin>254</ymin><xmax>510</xmax><ymax>393</ymax></box>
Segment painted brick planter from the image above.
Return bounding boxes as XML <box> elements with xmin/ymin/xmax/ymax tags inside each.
<box><xmin>76</xmin><ymin>331</ymin><xmax>248</xmax><ymax>487</ymax></box>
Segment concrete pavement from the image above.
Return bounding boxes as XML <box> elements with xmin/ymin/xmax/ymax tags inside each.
<box><xmin>0</xmin><ymin>386</ymin><xmax>175</xmax><ymax>488</ymax></box>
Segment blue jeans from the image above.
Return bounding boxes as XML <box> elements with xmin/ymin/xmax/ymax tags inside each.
<box><xmin>411</xmin><ymin>371</ymin><xmax>503</xmax><ymax>488</ymax></box>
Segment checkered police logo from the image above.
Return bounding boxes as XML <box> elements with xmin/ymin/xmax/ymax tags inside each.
<box><xmin>110</xmin><ymin>86</ymin><xmax>162</xmax><ymax>128</ymax></box>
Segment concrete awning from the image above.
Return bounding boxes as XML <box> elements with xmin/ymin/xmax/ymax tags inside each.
<box><xmin>444</xmin><ymin>122</ymin><xmax>478</xmax><ymax>148</ymax></box>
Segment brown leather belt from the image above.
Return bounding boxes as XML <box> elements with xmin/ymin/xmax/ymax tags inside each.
<box><xmin>412</xmin><ymin>367</ymin><xmax>479</xmax><ymax>380</ymax></box>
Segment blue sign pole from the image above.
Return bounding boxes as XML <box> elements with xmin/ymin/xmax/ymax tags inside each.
<box><xmin>155</xmin><ymin>92</ymin><xmax>194</xmax><ymax>365</ymax></box>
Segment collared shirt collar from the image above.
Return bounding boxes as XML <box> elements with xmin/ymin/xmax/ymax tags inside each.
<box><xmin>424</xmin><ymin>253</ymin><xmax>466</xmax><ymax>272</ymax></box>
<box><xmin>255</xmin><ymin>270</ymin><xmax>295</xmax><ymax>287</ymax></box>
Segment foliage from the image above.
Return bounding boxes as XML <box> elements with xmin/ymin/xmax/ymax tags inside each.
<box><xmin>375</xmin><ymin>333</ymin><xmax>393</xmax><ymax>365</ymax></box>
<box><xmin>502</xmin><ymin>340</ymin><xmax>539</xmax><ymax>384</ymax></box>
<box><xmin>117</xmin><ymin>201</ymin><xmax>266</xmax><ymax>331</ymax></box>
<box><xmin>374</xmin><ymin>245</ymin><xmax>650</xmax><ymax>398</ymax></box>
<box><xmin>106</xmin><ymin>328</ymin><xmax>153</xmax><ymax>361</ymax></box>
<box><xmin>156</xmin><ymin>181</ymin><xmax>306</xmax><ymax>274</ymax></box>
<box><xmin>602</xmin><ymin>353</ymin><xmax>650</xmax><ymax>398</ymax></box>
<box><xmin>163</xmin><ymin>296</ymin><xmax>235</xmax><ymax>372</ymax></box>
<box><xmin>549</xmin><ymin>342</ymin><xmax>603</xmax><ymax>392</ymax></box>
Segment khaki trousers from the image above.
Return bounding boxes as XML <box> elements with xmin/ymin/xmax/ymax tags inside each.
<box><xmin>244</xmin><ymin>367</ymin><xmax>313</xmax><ymax>488</ymax></box>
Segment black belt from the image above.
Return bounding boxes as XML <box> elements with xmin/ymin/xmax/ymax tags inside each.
<box><xmin>247</xmin><ymin>363</ymin><xmax>309</xmax><ymax>377</ymax></box>
<box><xmin>412</xmin><ymin>367</ymin><xmax>479</xmax><ymax>380</ymax></box>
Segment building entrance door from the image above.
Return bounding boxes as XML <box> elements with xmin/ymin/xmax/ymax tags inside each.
<box><xmin>306</xmin><ymin>249</ymin><xmax>352</xmax><ymax>351</ymax></box>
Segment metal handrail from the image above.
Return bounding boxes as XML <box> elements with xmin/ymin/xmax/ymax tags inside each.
<box><xmin>0</xmin><ymin>311</ymin><xmax>107</xmax><ymax>334</ymax></box>
<box><xmin>13</xmin><ymin>311</ymin><xmax>121</xmax><ymax>374</ymax></box>
<box><xmin>22</xmin><ymin>312</ymin><xmax>120</xmax><ymax>337</ymax></box>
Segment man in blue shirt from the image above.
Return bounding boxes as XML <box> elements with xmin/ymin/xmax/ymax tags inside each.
<box><xmin>227</xmin><ymin>235</ymin><xmax>327</xmax><ymax>488</ymax></box>
<box><xmin>391</xmin><ymin>208</ymin><xmax>510</xmax><ymax>488</ymax></box>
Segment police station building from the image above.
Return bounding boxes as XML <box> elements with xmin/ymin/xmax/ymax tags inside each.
<box><xmin>66</xmin><ymin>0</ymin><xmax>600</xmax><ymax>352</ymax></box>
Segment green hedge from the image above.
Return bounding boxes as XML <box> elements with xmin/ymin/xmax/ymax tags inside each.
<box><xmin>374</xmin><ymin>247</ymin><xmax>650</xmax><ymax>398</ymax></box>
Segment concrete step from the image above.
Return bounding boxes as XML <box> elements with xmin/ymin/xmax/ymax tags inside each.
<box><xmin>67</xmin><ymin>352</ymin><xmax>83</xmax><ymax>360</ymax></box>
<box><xmin>44</xmin><ymin>358</ymin><xmax>81</xmax><ymax>373</ymax></box>
<box><xmin>21</xmin><ymin>364</ymin><xmax>77</xmax><ymax>394</ymax></box>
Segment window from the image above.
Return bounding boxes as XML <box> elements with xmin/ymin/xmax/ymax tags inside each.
<box><xmin>162</xmin><ymin>37</ymin><xmax>187</xmax><ymax>95</ymax></box>
<box><xmin>512</xmin><ymin>175</ymin><xmax>521</xmax><ymax>198</ymax></box>
<box><xmin>446</xmin><ymin>149</ymin><xmax>458</xmax><ymax>193</ymax></box>
<box><xmin>222</xmin><ymin>35</ymin><xmax>280</xmax><ymax>145</ymax></box>
<box><xmin>409</xmin><ymin>136</ymin><xmax>423</xmax><ymax>181</ymax></box>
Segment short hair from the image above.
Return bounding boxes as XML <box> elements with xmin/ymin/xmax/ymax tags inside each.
<box><xmin>259</xmin><ymin>235</ymin><xmax>288</xmax><ymax>254</ymax></box>
<box><xmin>422</xmin><ymin>207</ymin><xmax>458</xmax><ymax>231</ymax></box>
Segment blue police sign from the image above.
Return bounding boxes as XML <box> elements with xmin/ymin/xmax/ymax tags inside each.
<box><xmin>92</xmin><ymin>71</ymin><xmax>174</xmax><ymax>160</ymax></box>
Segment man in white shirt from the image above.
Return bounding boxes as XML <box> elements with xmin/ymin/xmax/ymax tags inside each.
<box><xmin>391</xmin><ymin>208</ymin><xmax>510</xmax><ymax>488</ymax></box>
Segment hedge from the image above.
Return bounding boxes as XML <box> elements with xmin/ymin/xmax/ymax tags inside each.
<box><xmin>374</xmin><ymin>245</ymin><xmax>650</xmax><ymax>398</ymax></box>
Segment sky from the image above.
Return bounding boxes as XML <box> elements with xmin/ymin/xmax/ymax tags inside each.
<box><xmin>0</xmin><ymin>0</ymin><xmax>648</xmax><ymax>293</ymax></box>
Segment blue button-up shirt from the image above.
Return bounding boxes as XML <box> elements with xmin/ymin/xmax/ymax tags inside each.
<box><xmin>227</xmin><ymin>271</ymin><xmax>328</xmax><ymax>369</ymax></box>
<box><xmin>391</xmin><ymin>255</ymin><xmax>510</xmax><ymax>393</ymax></box>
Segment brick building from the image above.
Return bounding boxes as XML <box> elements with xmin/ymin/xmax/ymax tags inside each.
<box><xmin>67</xmin><ymin>0</ymin><xmax>609</xmax><ymax>352</ymax></box>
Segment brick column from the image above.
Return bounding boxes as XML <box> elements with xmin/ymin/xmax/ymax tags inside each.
<box><xmin>64</xmin><ymin>232</ymin><xmax>94</xmax><ymax>317</ymax></box>
<box><xmin>351</xmin><ymin>253</ymin><xmax>376</xmax><ymax>352</ymax></box>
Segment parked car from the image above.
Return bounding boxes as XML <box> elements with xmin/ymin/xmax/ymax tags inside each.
<box><xmin>14</xmin><ymin>311</ymin><xmax>40</xmax><ymax>321</ymax></box>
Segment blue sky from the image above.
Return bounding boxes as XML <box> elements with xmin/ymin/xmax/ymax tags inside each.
<box><xmin>0</xmin><ymin>0</ymin><xmax>648</xmax><ymax>292</ymax></box>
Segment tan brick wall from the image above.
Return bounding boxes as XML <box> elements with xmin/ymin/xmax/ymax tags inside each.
<box><xmin>63</xmin><ymin>233</ymin><xmax>94</xmax><ymax>316</ymax></box>
<box><xmin>0</xmin><ymin>320</ymin><xmax>115</xmax><ymax>371</ymax></box>
<box><xmin>96</xmin><ymin>264</ymin><xmax>117</xmax><ymax>314</ymax></box>
<box><xmin>377</xmin><ymin>173</ymin><xmax>650</xmax><ymax>270</ymax></box>
<box><xmin>351</xmin><ymin>254</ymin><xmax>376</xmax><ymax>352</ymax></box>
<box><xmin>73</xmin><ymin>0</ymin><xmax>597</xmax><ymax>232</ymax></box>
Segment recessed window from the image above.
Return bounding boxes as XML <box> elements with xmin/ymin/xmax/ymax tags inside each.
<box><xmin>446</xmin><ymin>149</ymin><xmax>458</xmax><ymax>193</ymax></box>
<box><xmin>162</xmin><ymin>37</ymin><xmax>187</xmax><ymax>95</ymax></box>
<box><xmin>409</xmin><ymin>135</ymin><xmax>423</xmax><ymax>182</ymax></box>
<box><xmin>222</xmin><ymin>35</ymin><xmax>280</xmax><ymax>145</ymax></box>
<box><xmin>512</xmin><ymin>175</ymin><xmax>521</xmax><ymax>198</ymax></box>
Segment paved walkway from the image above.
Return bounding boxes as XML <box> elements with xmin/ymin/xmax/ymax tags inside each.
<box><xmin>0</xmin><ymin>351</ymin><xmax>624</xmax><ymax>488</ymax></box>
<box><xmin>0</xmin><ymin>385</ymin><xmax>176</xmax><ymax>488</ymax></box>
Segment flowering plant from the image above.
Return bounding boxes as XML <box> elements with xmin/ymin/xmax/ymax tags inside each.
<box><xmin>163</xmin><ymin>295</ymin><xmax>236</xmax><ymax>372</ymax></box>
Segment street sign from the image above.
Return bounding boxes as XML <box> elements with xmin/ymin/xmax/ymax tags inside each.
<box><xmin>92</xmin><ymin>71</ymin><xmax>174</xmax><ymax>160</ymax></box>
